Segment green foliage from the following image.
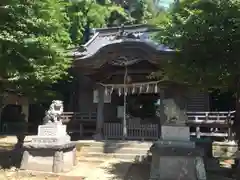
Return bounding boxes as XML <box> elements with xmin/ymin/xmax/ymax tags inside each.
<box><xmin>0</xmin><ymin>0</ymin><xmax>72</xmax><ymax>93</ymax></box>
<box><xmin>67</xmin><ymin>0</ymin><xmax>127</xmax><ymax>45</ymax></box>
<box><xmin>0</xmin><ymin>0</ymin><xmax>161</xmax><ymax>102</ymax></box>
<box><xmin>121</xmin><ymin>0</ymin><xmax>165</xmax><ymax>24</ymax></box>
<box><xmin>152</xmin><ymin>0</ymin><xmax>240</xmax><ymax>90</ymax></box>
<box><xmin>0</xmin><ymin>0</ymin><xmax>127</xmax><ymax>100</ymax></box>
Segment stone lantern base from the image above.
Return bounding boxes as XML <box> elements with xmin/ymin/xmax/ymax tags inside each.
<box><xmin>149</xmin><ymin>125</ymin><xmax>207</xmax><ymax>180</ymax></box>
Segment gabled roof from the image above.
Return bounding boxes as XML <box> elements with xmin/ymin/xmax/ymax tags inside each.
<box><xmin>73</xmin><ymin>24</ymin><xmax>174</xmax><ymax>61</ymax></box>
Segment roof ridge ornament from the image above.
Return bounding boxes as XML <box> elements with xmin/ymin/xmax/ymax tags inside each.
<box><xmin>115</xmin><ymin>24</ymin><xmax>141</xmax><ymax>40</ymax></box>
<box><xmin>109</xmin><ymin>56</ymin><xmax>141</xmax><ymax>66</ymax></box>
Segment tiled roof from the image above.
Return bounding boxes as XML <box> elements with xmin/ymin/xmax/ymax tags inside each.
<box><xmin>73</xmin><ymin>24</ymin><xmax>173</xmax><ymax>60</ymax></box>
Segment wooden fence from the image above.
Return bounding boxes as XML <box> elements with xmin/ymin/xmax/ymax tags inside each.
<box><xmin>1</xmin><ymin>111</ymin><xmax>235</xmax><ymax>139</ymax></box>
<box><xmin>61</xmin><ymin>112</ymin><xmax>97</xmax><ymax>123</ymax></box>
<box><xmin>103</xmin><ymin>111</ymin><xmax>235</xmax><ymax>140</ymax></box>
<box><xmin>103</xmin><ymin>123</ymin><xmax>159</xmax><ymax>140</ymax></box>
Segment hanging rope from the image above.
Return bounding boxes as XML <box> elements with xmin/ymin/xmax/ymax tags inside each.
<box><xmin>99</xmin><ymin>80</ymin><xmax>161</xmax><ymax>96</ymax></box>
<box><xmin>98</xmin><ymin>80</ymin><xmax>161</xmax><ymax>88</ymax></box>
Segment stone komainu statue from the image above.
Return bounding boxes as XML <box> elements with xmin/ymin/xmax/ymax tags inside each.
<box><xmin>43</xmin><ymin>100</ymin><xmax>64</xmax><ymax>124</ymax></box>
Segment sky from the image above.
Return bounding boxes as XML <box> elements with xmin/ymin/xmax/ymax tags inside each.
<box><xmin>158</xmin><ymin>0</ymin><xmax>175</xmax><ymax>8</ymax></box>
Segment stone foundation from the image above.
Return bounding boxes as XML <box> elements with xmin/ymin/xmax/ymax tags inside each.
<box><xmin>149</xmin><ymin>140</ymin><xmax>206</xmax><ymax>180</ymax></box>
<box><xmin>20</xmin><ymin>142</ymin><xmax>77</xmax><ymax>173</ymax></box>
<box><xmin>149</xmin><ymin>125</ymin><xmax>207</xmax><ymax>180</ymax></box>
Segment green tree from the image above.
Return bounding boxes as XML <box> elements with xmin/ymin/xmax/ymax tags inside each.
<box><xmin>153</xmin><ymin>0</ymin><xmax>240</xmax><ymax>88</ymax></box>
<box><xmin>67</xmin><ymin>0</ymin><xmax>127</xmax><ymax>44</ymax></box>
<box><xmin>152</xmin><ymin>0</ymin><xmax>240</xmax><ymax>138</ymax></box>
<box><xmin>0</xmin><ymin>0</ymin><xmax>73</xmax><ymax>132</ymax></box>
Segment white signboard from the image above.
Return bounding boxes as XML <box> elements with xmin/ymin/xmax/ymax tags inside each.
<box><xmin>117</xmin><ymin>106</ymin><xmax>124</xmax><ymax>118</ymax></box>
<box><xmin>93</xmin><ymin>90</ymin><xmax>111</xmax><ymax>103</ymax></box>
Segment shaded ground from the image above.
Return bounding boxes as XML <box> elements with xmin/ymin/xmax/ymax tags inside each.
<box><xmin>0</xmin><ymin>141</ymin><xmax>89</xmax><ymax>179</ymax></box>
<box><xmin>124</xmin><ymin>163</ymin><xmax>150</xmax><ymax>180</ymax></box>
<box><xmin>108</xmin><ymin>158</ymin><xmax>236</xmax><ymax>180</ymax></box>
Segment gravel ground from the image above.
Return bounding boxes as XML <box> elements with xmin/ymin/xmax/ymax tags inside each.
<box><xmin>0</xmin><ymin>137</ymin><xmax>236</xmax><ymax>180</ymax></box>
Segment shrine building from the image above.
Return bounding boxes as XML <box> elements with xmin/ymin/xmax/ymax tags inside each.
<box><xmin>66</xmin><ymin>24</ymin><xmax>210</xmax><ymax>139</ymax></box>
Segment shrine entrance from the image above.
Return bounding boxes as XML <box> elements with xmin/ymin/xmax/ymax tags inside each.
<box><xmin>99</xmin><ymin>79</ymin><xmax>163</xmax><ymax>140</ymax></box>
<box><xmin>126</xmin><ymin>93</ymin><xmax>159</xmax><ymax>123</ymax></box>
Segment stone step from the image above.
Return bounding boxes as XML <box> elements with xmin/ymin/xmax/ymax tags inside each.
<box><xmin>82</xmin><ymin>151</ymin><xmax>148</xmax><ymax>161</ymax></box>
<box><xmin>77</xmin><ymin>156</ymin><xmax>133</xmax><ymax>163</ymax></box>
<box><xmin>81</xmin><ymin>146</ymin><xmax>150</xmax><ymax>154</ymax></box>
<box><xmin>77</xmin><ymin>140</ymin><xmax>152</xmax><ymax>161</ymax></box>
<box><xmin>77</xmin><ymin>156</ymin><xmax>109</xmax><ymax>162</ymax></box>
<box><xmin>77</xmin><ymin>140</ymin><xmax>153</xmax><ymax>148</ymax></box>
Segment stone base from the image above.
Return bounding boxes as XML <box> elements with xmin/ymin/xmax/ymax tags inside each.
<box><xmin>149</xmin><ymin>140</ymin><xmax>206</xmax><ymax>180</ymax></box>
<box><xmin>161</xmin><ymin>125</ymin><xmax>190</xmax><ymax>141</ymax></box>
<box><xmin>31</xmin><ymin>135</ymin><xmax>71</xmax><ymax>144</ymax></box>
<box><xmin>20</xmin><ymin>142</ymin><xmax>77</xmax><ymax>173</ymax></box>
<box><xmin>93</xmin><ymin>133</ymin><xmax>103</xmax><ymax>140</ymax></box>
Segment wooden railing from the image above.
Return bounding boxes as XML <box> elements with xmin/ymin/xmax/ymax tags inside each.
<box><xmin>61</xmin><ymin>112</ymin><xmax>97</xmax><ymax>123</ymax></box>
<box><xmin>61</xmin><ymin>111</ymin><xmax>235</xmax><ymax>140</ymax></box>
<box><xmin>186</xmin><ymin>111</ymin><xmax>235</xmax><ymax>140</ymax></box>
<box><xmin>103</xmin><ymin>123</ymin><xmax>159</xmax><ymax>140</ymax></box>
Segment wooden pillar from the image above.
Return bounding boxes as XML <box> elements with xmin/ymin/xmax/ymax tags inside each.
<box><xmin>96</xmin><ymin>86</ymin><xmax>104</xmax><ymax>137</ymax></box>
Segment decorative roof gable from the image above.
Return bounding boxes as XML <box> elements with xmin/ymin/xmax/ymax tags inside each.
<box><xmin>73</xmin><ymin>24</ymin><xmax>173</xmax><ymax>60</ymax></box>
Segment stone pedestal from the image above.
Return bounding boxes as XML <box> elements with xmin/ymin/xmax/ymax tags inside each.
<box><xmin>149</xmin><ymin>125</ymin><xmax>207</xmax><ymax>180</ymax></box>
<box><xmin>161</xmin><ymin>125</ymin><xmax>190</xmax><ymax>141</ymax></box>
<box><xmin>20</xmin><ymin>124</ymin><xmax>77</xmax><ymax>173</ymax></box>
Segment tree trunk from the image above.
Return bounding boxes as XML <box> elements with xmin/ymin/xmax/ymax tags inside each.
<box><xmin>0</xmin><ymin>94</ymin><xmax>5</xmax><ymax>133</ymax></box>
<box><xmin>235</xmin><ymin>78</ymin><xmax>240</xmax><ymax>180</ymax></box>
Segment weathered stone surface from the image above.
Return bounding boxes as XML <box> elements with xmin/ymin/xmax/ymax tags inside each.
<box><xmin>149</xmin><ymin>141</ymin><xmax>206</xmax><ymax>180</ymax></box>
<box><xmin>53</xmin><ymin>151</ymin><xmax>63</xmax><ymax>173</ymax></box>
<box><xmin>32</xmin><ymin>124</ymin><xmax>70</xmax><ymax>144</ymax></box>
<box><xmin>151</xmin><ymin>140</ymin><xmax>195</xmax><ymax>149</ymax></box>
<box><xmin>31</xmin><ymin>136</ymin><xmax>71</xmax><ymax>144</ymax></box>
<box><xmin>163</xmin><ymin>86</ymin><xmax>188</xmax><ymax>125</ymax></box>
<box><xmin>20</xmin><ymin>145</ymin><xmax>76</xmax><ymax>173</ymax></box>
<box><xmin>150</xmin><ymin>146</ymin><xmax>203</xmax><ymax>157</ymax></box>
<box><xmin>20</xmin><ymin>123</ymin><xmax>76</xmax><ymax>173</ymax></box>
<box><xmin>20</xmin><ymin>150</ymin><xmax>29</xmax><ymax>169</ymax></box>
<box><xmin>38</xmin><ymin>124</ymin><xmax>67</xmax><ymax>137</ymax></box>
<box><xmin>161</xmin><ymin>125</ymin><xmax>190</xmax><ymax>141</ymax></box>
<box><xmin>23</xmin><ymin>142</ymin><xmax>76</xmax><ymax>150</ymax></box>
<box><xmin>73</xmin><ymin>148</ymin><xmax>78</xmax><ymax>166</ymax></box>
<box><xmin>159</xmin><ymin>156</ymin><xmax>197</xmax><ymax>180</ymax></box>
